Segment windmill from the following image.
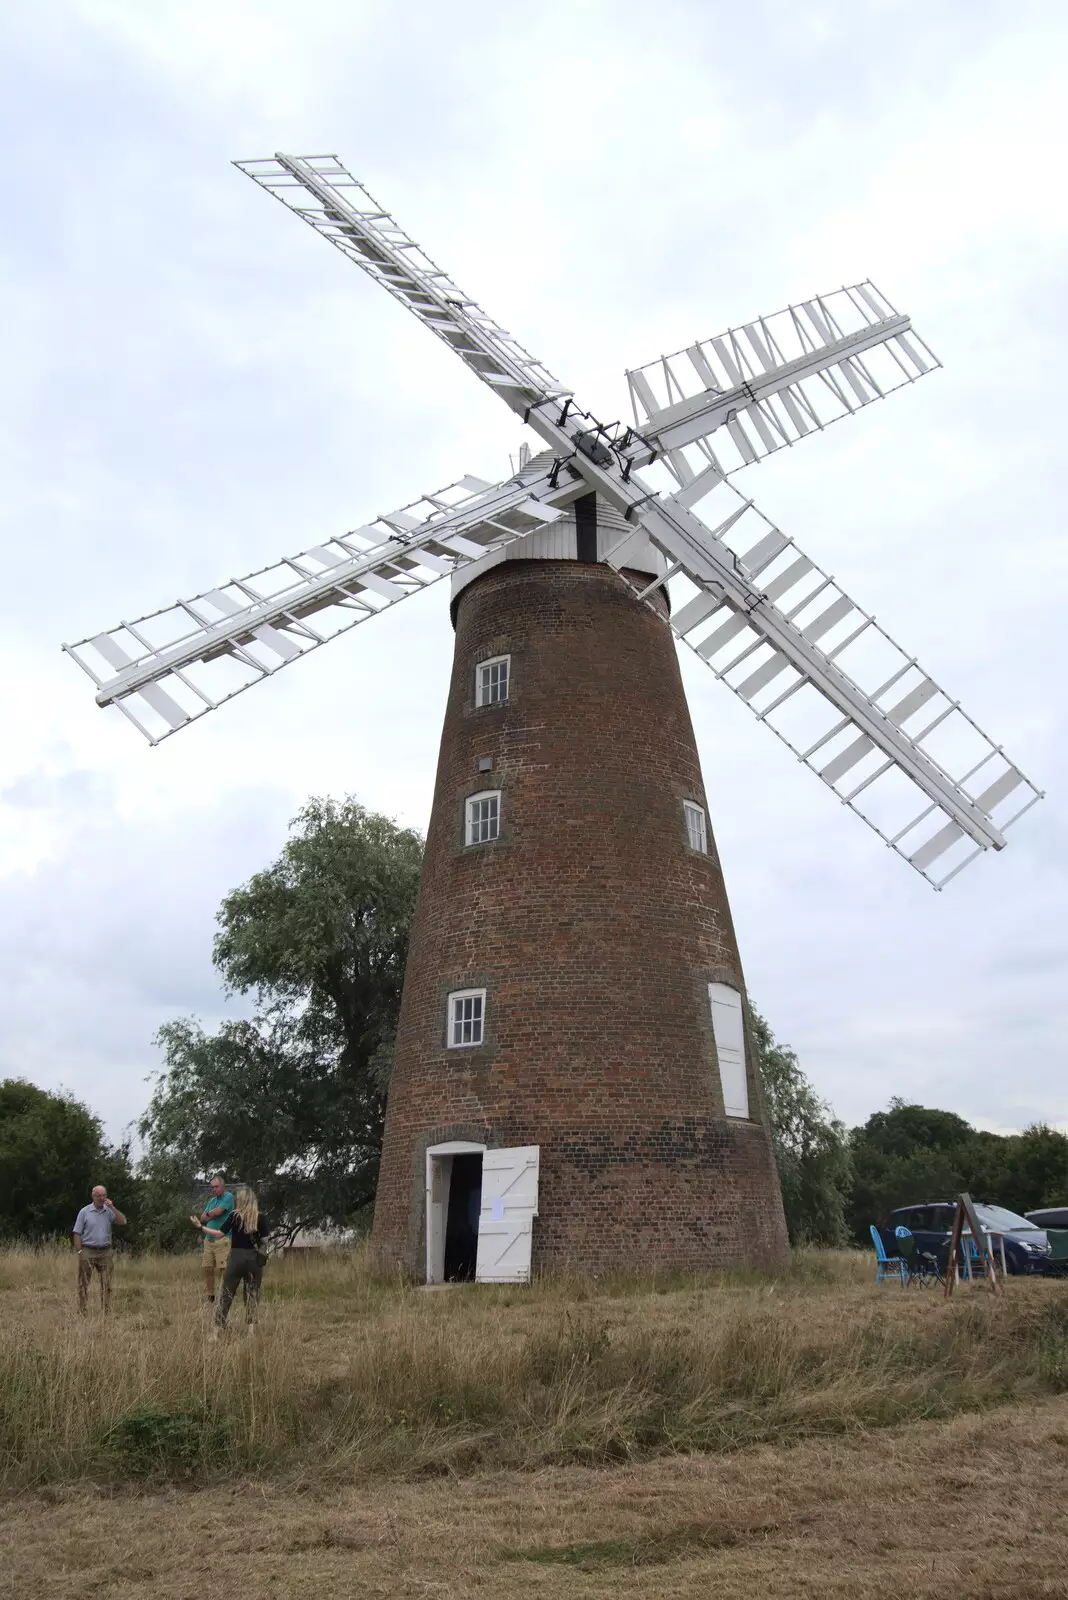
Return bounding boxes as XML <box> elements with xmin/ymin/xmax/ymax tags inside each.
<box><xmin>66</xmin><ymin>155</ymin><xmax>1042</xmax><ymax>1283</ymax></box>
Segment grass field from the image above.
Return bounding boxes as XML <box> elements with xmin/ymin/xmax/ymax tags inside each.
<box><xmin>1</xmin><ymin>1245</ymin><xmax>1066</xmax><ymax>1597</ymax></box>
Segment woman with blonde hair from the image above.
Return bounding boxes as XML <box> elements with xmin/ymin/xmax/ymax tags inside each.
<box><xmin>192</xmin><ymin>1183</ymin><xmax>271</xmax><ymax>1332</ymax></box>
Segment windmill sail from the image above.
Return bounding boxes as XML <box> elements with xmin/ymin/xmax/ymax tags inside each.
<box><xmin>602</xmin><ymin>486</ymin><xmax>1041</xmax><ymax>888</ymax></box>
<box><xmin>235</xmin><ymin>154</ymin><xmax>568</xmax><ymax>412</ymax></box>
<box><xmin>64</xmin><ymin>471</ymin><xmax>563</xmax><ymax>743</ymax></box>
<box><xmin>626</xmin><ymin>284</ymin><xmax>938</xmax><ymax>498</ymax></box>
<box><xmin>64</xmin><ymin>152</ymin><xmax>1041</xmax><ymax>885</ymax></box>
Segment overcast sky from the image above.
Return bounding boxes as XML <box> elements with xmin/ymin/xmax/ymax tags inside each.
<box><xmin>1</xmin><ymin>0</ymin><xmax>1065</xmax><ymax>1147</ymax></box>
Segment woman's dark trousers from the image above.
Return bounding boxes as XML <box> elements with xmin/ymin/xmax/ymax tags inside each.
<box><xmin>215</xmin><ymin>1247</ymin><xmax>264</xmax><ymax>1325</ymax></box>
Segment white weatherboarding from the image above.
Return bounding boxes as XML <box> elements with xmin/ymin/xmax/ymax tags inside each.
<box><xmin>65</xmin><ymin>154</ymin><xmax>1042</xmax><ymax>889</ymax></box>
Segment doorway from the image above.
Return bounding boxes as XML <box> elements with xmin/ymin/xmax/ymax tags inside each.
<box><xmin>425</xmin><ymin>1140</ymin><xmax>486</xmax><ymax>1284</ymax></box>
<box><xmin>444</xmin><ymin>1153</ymin><xmax>482</xmax><ymax>1281</ymax></box>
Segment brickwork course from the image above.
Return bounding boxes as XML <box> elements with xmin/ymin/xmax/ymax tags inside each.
<box><xmin>372</xmin><ymin>517</ymin><xmax>789</xmax><ymax>1276</ymax></box>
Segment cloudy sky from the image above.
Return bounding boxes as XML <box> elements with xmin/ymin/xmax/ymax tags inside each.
<box><xmin>2</xmin><ymin>0</ymin><xmax>1065</xmax><ymax>1146</ymax></box>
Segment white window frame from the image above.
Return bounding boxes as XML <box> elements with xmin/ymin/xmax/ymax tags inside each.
<box><xmin>448</xmin><ymin>988</ymin><xmax>486</xmax><ymax>1048</ymax></box>
<box><xmin>465</xmin><ymin>790</ymin><xmax>501</xmax><ymax>845</ymax></box>
<box><xmin>708</xmin><ymin>982</ymin><xmax>749</xmax><ymax>1119</ymax></box>
<box><xmin>475</xmin><ymin>654</ymin><xmax>510</xmax><ymax>707</ymax></box>
<box><xmin>683</xmin><ymin>800</ymin><xmax>709</xmax><ymax>854</ymax></box>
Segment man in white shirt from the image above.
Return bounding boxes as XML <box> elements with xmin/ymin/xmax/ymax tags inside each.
<box><xmin>73</xmin><ymin>1186</ymin><xmax>127</xmax><ymax>1315</ymax></box>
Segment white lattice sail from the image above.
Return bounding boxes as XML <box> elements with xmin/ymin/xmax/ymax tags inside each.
<box><xmin>235</xmin><ymin>154</ymin><xmax>568</xmax><ymax>413</ymax></box>
<box><xmin>626</xmin><ymin>283</ymin><xmax>938</xmax><ymax>498</ymax></box>
<box><xmin>601</xmin><ymin>485</ymin><xmax>1041</xmax><ymax>888</ymax></box>
<box><xmin>65</xmin><ymin>470</ymin><xmax>562</xmax><ymax>743</ymax></box>
<box><xmin>62</xmin><ymin>153</ymin><xmax>1042</xmax><ymax>886</ymax></box>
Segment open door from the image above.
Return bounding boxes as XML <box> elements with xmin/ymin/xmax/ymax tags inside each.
<box><xmin>475</xmin><ymin>1145</ymin><xmax>540</xmax><ymax>1284</ymax></box>
<box><xmin>425</xmin><ymin>1140</ymin><xmax>485</xmax><ymax>1284</ymax></box>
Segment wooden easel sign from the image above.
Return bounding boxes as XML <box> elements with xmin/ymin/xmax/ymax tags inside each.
<box><xmin>943</xmin><ymin>1192</ymin><xmax>1000</xmax><ymax>1297</ymax></box>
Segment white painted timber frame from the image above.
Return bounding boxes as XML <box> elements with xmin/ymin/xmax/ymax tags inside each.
<box><xmin>447</xmin><ymin>988</ymin><xmax>486</xmax><ymax>1048</ymax></box>
<box><xmin>425</xmin><ymin>1140</ymin><xmax>485</xmax><ymax>1286</ymax></box>
<box><xmin>465</xmin><ymin>791</ymin><xmax>501</xmax><ymax>845</ymax></box>
<box><xmin>683</xmin><ymin>800</ymin><xmax>709</xmax><ymax>854</ymax></box>
<box><xmin>475</xmin><ymin>1145</ymin><xmax>540</xmax><ymax>1284</ymax></box>
<box><xmin>475</xmin><ymin>654</ymin><xmax>510</xmax><ymax>706</ymax></box>
<box><xmin>708</xmin><ymin>984</ymin><xmax>749</xmax><ymax>1119</ymax></box>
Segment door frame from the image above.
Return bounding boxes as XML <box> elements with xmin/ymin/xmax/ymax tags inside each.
<box><xmin>425</xmin><ymin>1140</ymin><xmax>486</xmax><ymax>1284</ymax></box>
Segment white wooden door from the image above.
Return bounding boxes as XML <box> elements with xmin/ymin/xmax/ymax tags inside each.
<box><xmin>475</xmin><ymin>1145</ymin><xmax>540</xmax><ymax>1284</ymax></box>
<box><xmin>708</xmin><ymin>983</ymin><xmax>749</xmax><ymax>1118</ymax></box>
<box><xmin>425</xmin><ymin>1155</ymin><xmax>448</xmax><ymax>1285</ymax></box>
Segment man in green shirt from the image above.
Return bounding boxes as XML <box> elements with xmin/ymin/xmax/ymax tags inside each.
<box><xmin>198</xmin><ymin>1175</ymin><xmax>234</xmax><ymax>1304</ymax></box>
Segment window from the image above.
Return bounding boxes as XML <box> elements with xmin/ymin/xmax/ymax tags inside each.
<box><xmin>465</xmin><ymin>790</ymin><xmax>500</xmax><ymax>845</ymax></box>
<box><xmin>683</xmin><ymin>800</ymin><xmax>708</xmax><ymax>854</ymax></box>
<box><xmin>476</xmin><ymin>655</ymin><xmax>510</xmax><ymax>706</ymax></box>
<box><xmin>448</xmin><ymin>989</ymin><xmax>485</xmax><ymax>1047</ymax></box>
<box><xmin>708</xmin><ymin>982</ymin><xmax>749</xmax><ymax>1118</ymax></box>
<box><xmin>975</xmin><ymin>1204</ymin><xmax>1034</xmax><ymax>1232</ymax></box>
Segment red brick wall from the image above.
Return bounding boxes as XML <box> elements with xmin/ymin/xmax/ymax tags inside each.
<box><xmin>371</xmin><ymin>556</ymin><xmax>789</xmax><ymax>1275</ymax></box>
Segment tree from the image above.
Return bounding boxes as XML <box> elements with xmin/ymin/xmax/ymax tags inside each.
<box><xmin>844</xmin><ymin>1103</ymin><xmax>1068</xmax><ymax>1242</ymax></box>
<box><xmin>139</xmin><ymin>798</ymin><xmax>423</xmax><ymax>1235</ymax></box>
<box><xmin>981</xmin><ymin>1124</ymin><xmax>1068</xmax><ymax>1214</ymax></box>
<box><xmin>751</xmin><ymin>1009</ymin><xmax>852</xmax><ymax>1246</ymax></box>
<box><xmin>846</xmin><ymin>1099</ymin><xmax>975</xmax><ymax>1240</ymax></box>
<box><xmin>0</xmin><ymin>1079</ymin><xmax>134</xmax><ymax>1242</ymax></box>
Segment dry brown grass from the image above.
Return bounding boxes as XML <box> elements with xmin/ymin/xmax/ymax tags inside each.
<box><xmin>2</xmin><ymin>1245</ymin><xmax>1066</xmax><ymax>1596</ymax></box>
<box><xmin>2</xmin><ymin>1244</ymin><xmax>1067</xmax><ymax>1487</ymax></box>
<box><xmin>5</xmin><ymin>1398</ymin><xmax>1068</xmax><ymax>1597</ymax></box>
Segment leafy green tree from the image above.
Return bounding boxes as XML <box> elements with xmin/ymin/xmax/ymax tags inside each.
<box><xmin>0</xmin><ymin>1079</ymin><xmax>134</xmax><ymax>1242</ymax></box>
<box><xmin>845</xmin><ymin>1102</ymin><xmax>1068</xmax><ymax>1241</ymax></box>
<box><xmin>751</xmin><ymin>1009</ymin><xmax>852</xmax><ymax>1245</ymax></box>
<box><xmin>970</xmin><ymin>1123</ymin><xmax>1068</xmax><ymax>1215</ymax></box>
<box><xmin>854</xmin><ymin>1101</ymin><xmax>974</xmax><ymax>1159</ymax></box>
<box><xmin>139</xmin><ymin>798</ymin><xmax>423</xmax><ymax>1235</ymax></box>
<box><xmin>847</xmin><ymin>1099</ymin><xmax>975</xmax><ymax>1240</ymax></box>
<box><xmin>213</xmin><ymin>797</ymin><xmax>422</xmax><ymax>1077</ymax></box>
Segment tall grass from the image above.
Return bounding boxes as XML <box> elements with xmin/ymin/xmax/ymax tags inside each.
<box><xmin>0</xmin><ymin>1245</ymin><xmax>1065</xmax><ymax>1488</ymax></box>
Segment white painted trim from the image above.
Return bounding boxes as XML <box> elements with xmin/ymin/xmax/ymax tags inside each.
<box><xmin>425</xmin><ymin>1141</ymin><xmax>487</xmax><ymax>1284</ymax></box>
<box><xmin>447</xmin><ymin>987</ymin><xmax>486</xmax><ymax>1047</ymax></box>
<box><xmin>475</xmin><ymin>1145</ymin><xmax>540</xmax><ymax>1284</ymax></box>
<box><xmin>709</xmin><ymin>982</ymin><xmax>749</xmax><ymax>1118</ymax></box>
<box><xmin>475</xmin><ymin>654</ymin><xmax>510</xmax><ymax>707</ymax></box>
<box><xmin>683</xmin><ymin>799</ymin><xmax>709</xmax><ymax>853</ymax></box>
<box><xmin>465</xmin><ymin>790</ymin><xmax>501</xmax><ymax>845</ymax></box>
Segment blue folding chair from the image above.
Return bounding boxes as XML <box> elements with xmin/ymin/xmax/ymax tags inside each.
<box><xmin>894</xmin><ymin>1224</ymin><xmax>918</xmax><ymax>1282</ymax></box>
<box><xmin>960</xmin><ymin>1232</ymin><xmax>995</xmax><ymax>1282</ymax></box>
<box><xmin>870</xmin><ymin>1224</ymin><xmax>908</xmax><ymax>1284</ymax></box>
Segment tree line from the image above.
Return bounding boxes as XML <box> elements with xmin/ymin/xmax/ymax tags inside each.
<box><xmin>2</xmin><ymin>798</ymin><xmax>1064</xmax><ymax>1248</ymax></box>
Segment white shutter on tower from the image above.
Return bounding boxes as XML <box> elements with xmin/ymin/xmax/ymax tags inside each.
<box><xmin>474</xmin><ymin>1146</ymin><xmax>540</xmax><ymax>1283</ymax></box>
<box><xmin>709</xmin><ymin>983</ymin><xmax>749</xmax><ymax>1119</ymax></box>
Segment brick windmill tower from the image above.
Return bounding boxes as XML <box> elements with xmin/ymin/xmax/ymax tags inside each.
<box><xmin>67</xmin><ymin>155</ymin><xmax>1042</xmax><ymax>1282</ymax></box>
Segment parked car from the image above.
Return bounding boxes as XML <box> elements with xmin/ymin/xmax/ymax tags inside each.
<box><xmin>1025</xmin><ymin>1207</ymin><xmax>1068</xmax><ymax>1230</ymax></box>
<box><xmin>1026</xmin><ymin>1208</ymin><xmax>1068</xmax><ymax>1276</ymax></box>
<box><xmin>880</xmin><ymin>1201</ymin><xmax>1054</xmax><ymax>1275</ymax></box>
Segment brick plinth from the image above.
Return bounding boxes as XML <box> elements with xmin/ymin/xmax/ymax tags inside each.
<box><xmin>371</xmin><ymin>554</ymin><xmax>788</xmax><ymax>1276</ymax></box>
